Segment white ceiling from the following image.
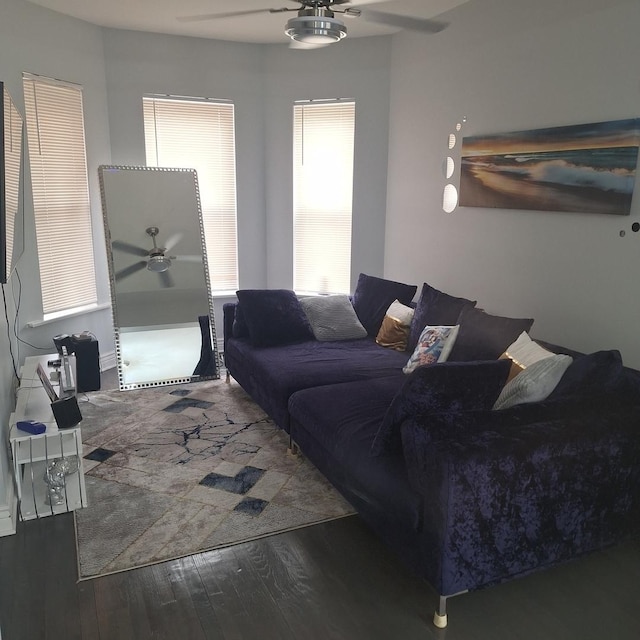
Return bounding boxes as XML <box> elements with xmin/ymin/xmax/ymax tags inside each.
<box><xmin>24</xmin><ymin>0</ymin><xmax>470</xmax><ymax>44</ymax></box>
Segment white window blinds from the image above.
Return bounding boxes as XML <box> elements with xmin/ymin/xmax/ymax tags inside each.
<box><xmin>293</xmin><ymin>101</ymin><xmax>355</xmax><ymax>295</ymax></box>
<box><xmin>143</xmin><ymin>96</ymin><xmax>238</xmax><ymax>292</ymax></box>
<box><xmin>23</xmin><ymin>74</ymin><xmax>97</xmax><ymax>316</ymax></box>
<box><xmin>3</xmin><ymin>88</ymin><xmax>22</xmax><ymax>280</ymax></box>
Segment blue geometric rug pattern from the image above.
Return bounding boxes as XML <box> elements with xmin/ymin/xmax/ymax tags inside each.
<box><xmin>74</xmin><ymin>378</ymin><xmax>354</xmax><ymax>579</ymax></box>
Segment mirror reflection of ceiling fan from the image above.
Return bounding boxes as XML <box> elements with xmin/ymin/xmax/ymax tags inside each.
<box><xmin>178</xmin><ymin>0</ymin><xmax>448</xmax><ymax>49</ymax></box>
<box><xmin>112</xmin><ymin>226</ymin><xmax>203</xmax><ymax>288</ymax></box>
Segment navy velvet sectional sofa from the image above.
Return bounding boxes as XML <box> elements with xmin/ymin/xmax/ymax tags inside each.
<box><xmin>222</xmin><ymin>275</ymin><xmax>640</xmax><ymax>628</ymax></box>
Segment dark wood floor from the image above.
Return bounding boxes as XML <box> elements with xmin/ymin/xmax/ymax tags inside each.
<box><xmin>1</xmin><ymin>511</ymin><xmax>640</xmax><ymax>640</ymax></box>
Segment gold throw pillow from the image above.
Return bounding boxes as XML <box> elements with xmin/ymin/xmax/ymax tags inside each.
<box><xmin>375</xmin><ymin>300</ymin><xmax>414</xmax><ymax>351</ymax></box>
<box><xmin>376</xmin><ymin>315</ymin><xmax>411</xmax><ymax>351</ymax></box>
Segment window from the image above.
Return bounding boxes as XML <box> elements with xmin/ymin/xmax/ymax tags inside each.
<box><xmin>293</xmin><ymin>101</ymin><xmax>355</xmax><ymax>295</ymax></box>
<box><xmin>143</xmin><ymin>96</ymin><xmax>238</xmax><ymax>292</ymax></box>
<box><xmin>23</xmin><ymin>74</ymin><xmax>97</xmax><ymax>317</ymax></box>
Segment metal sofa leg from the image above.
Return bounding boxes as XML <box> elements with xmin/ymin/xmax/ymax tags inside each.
<box><xmin>433</xmin><ymin>590</ymin><xmax>467</xmax><ymax>628</ymax></box>
<box><xmin>433</xmin><ymin>595</ymin><xmax>448</xmax><ymax>628</ymax></box>
<box><xmin>287</xmin><ymin>437</ymin><xmax>299</xmax><ymax>456</ymax></box>
<box><xmin>225</xmin><ymin>369</ymin><xmax>230</xmax><ymax>383</ymax></box>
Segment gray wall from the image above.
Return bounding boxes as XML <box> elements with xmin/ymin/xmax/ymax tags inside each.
<box><xmin>102</xmin><ymin>28</ymin><xmax>268</xmax><ymax>293</ymax></box>
<box><xmin>384</xmin><ymin>0</ymin><xmax>640</xmax><ymax>368</ymax></box>
<box><xmin>263</xmin><ymin>37</ymin><xmax>391</xmax><ymax>291</ymax></box>
<box><xmin>102</xmin><ymin>29</ymin><xmax>392</xmax><ymax>295</ymax></box>
<box><xmin>0</xmin><ymin>0</ymin><xmax>114</xmax><ymax>532</ymax></box>
<box><xmin>0</xmin><ymin>4</ymin><xmax>392</xmax><ymax>526</ymax></box>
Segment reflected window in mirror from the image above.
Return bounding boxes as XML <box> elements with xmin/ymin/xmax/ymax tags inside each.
<box><xmin>143</xmin><ymin>95</ymin><xmax>238</xmax><ymax>293</ymax></box>
<box><xmin>1</xmin><ymin>82</ymin><xmax>24</xmax><ymax>284</ymax></box>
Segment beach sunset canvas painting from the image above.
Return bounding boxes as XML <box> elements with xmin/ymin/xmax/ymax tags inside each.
<box><xmin>459</xmin><ymin>119</ymin><xmax>640</xmax><ymax>215</ymax></box>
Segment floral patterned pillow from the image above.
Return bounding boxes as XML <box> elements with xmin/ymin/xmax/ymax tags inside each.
<box><xmin>403</xmin><ymin>325</ymin><xmax>460</xmax><ymax>374</ymax></box>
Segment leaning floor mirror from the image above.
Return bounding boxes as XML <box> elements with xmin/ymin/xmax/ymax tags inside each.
<box><xmin>99</xmin><ymin>165</ymin><xmax>220</xmax><ymax>390</ymax></box>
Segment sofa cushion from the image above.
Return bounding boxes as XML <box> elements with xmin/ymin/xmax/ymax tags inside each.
<box><xmin>407</xmin><ymin>283</ymin><xmax>476</xmax><ymax>352</ymax></box>
<box><xmin>375</xmin><ymin>300</ymin><xmax>415</xmax><ymax>351</ymax></box>
<box><xmin>352</xmin><ymin>273</ymin><xmax>417</xmax><ymax>337</ymax></box>
<box><xmin>290</xmin><ymin>375</ymin><xmax>406</xmax><ymax>462</ymax></box>
<box><xmin>500</xmin><ymin>331</ymin><xmax>555</xmax><ymax>381</ymax></box>
<box><xmin>546</xmin><ymin>349</ymin><xmax>626</xmax><ymax>401</ymax></box>
<box><xmin>448</xmin><ymin>307</ymin><xmax>534</xmax><ymax>362</ymax></box>
<box><xmin>493</xmin><ymin>354</ymin><xmax>573</xmax><ymax>410</ymax></box>
<box><xmin>235</xmin><ymin>289</ymin><xmax>313</xmax><ymax>347</ymax></box>
<box><xmin>224</xmin><ymin>336</ymin><xmax>408</xmax><ymax>431</ymax></box>
<box><xmin>289</xmin><ymin>373</ymin><xmax>424</xmax><ymax>566</ymax></box>
<box><xmin>371</xmin><ymin>358</ymin><xmax>511</xmax><ymax>456</ymax></box>
<box><xmin>402</xmin><ymin>325</ymin><xmax>459</xmax><ymax>374</ymax></box>
<box><xmin>299</xmin><ymin>295</ymin><xmax>367</xmax><ymax>341</ymax></box>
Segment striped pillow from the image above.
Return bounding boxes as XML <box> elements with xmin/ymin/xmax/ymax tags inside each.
<box><xmin>493</xmin><ymin>354</ymin><xmax>573</xmax><ymax>410</ymax></box>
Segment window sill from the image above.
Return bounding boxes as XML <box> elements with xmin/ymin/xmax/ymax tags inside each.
<box><xmin>27</xmin><ymin>302</ymin><xmax>112</xmax><ymax>329</ymax></box>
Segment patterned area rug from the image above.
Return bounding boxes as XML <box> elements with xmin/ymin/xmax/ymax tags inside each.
<box><xmin>74</xmin><ymin>378</ymin><xmax>354</xmax><ymax>579</ymax></box>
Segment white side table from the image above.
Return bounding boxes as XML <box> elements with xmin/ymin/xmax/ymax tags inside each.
<box><xmin>9</xmin><ymin>355</ymin><xmax>87</xmax><ymax>520</ymax></box>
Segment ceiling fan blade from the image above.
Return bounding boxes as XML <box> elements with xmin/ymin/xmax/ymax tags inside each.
<box><xmin>114</xmin><ymin>261</ymin><xmax>147</xmax><ymax>281</ymax></box>
<box><xmin>177</xmin><ymin>7</ymin><xmax>291</xmax><ymax>23</ymax></box>
<box><xmin>159</xmin><ymin>269</ymin><xmax>175</xmax><ymax>288</ymax></box>
<box><xmin>172</xmin><ymin>254</ymin><xmax>204</xmax><ymax>263</ymax></box>
<box><xmin>163</xmin><ymin>232</ymin><xmax>183</xmax><ymax>252</ymax></box>
<box><xmin>360</xmin><ymin>9</ymin><xmax>448</xmax><ymax>34</ymax></box>
<box><xmin>112</xmin><ymin>240</ymin><xmax>149</xmax><ymax>257</ymax></box>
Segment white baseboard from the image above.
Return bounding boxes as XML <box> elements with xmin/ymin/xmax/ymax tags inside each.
<box><xmin>100</xmin><ymin>350</ymin><xmax>117</xmax><ymax>372</ymax></box>
<box><xmin>0</xmin><ymin>483</ymin><xmax>17</xmax><ymax>537</ymax></box>
<box><xmin>99</xmin><ymin>343</ymin><xmax>224</xmax><ymax>373</ymax></box>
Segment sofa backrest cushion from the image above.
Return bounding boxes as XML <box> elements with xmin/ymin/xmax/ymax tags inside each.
<box><xmin>546</xmin><ymin>349</ymin><xmax>628</xmax><ymax>401</ymax></box>
<box><xmin>299</xmin><ymin>295</ymin><xmax>367</xmax><ymax>341</ymax></box>
<box><xmin>231</xmin><ymin>302</ymin><xmax>249</xmax><ymax>338</ymax></box>
<box><xmin>448</xmin><ymin>307</ymin><xmax>534</xmax><ymax>362</ymax></box>
<box><xmin>371</xmin><ymin>358</ymin><xmax>511</xmax><ymax>456</ymax></box>
<box><xmin>352</xmin><ymin>273</ymin><xmax>417</xmax><ymax>337</ymax></box>
<box><xmin>235</xmin><ymin>289</ymin><xmax>313</xmax><ymax>347</ymax></box>
<box><xmin>407</xmin><ymin>283</ymin><xmax>477</xmax><ymax>353</ymax></box>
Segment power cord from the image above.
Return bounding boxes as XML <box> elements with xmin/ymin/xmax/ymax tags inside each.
<box><xmin>1</xmin><ymin>282</ymin><xmax>19</xmax><ymax>381</ymax></box>
<box><xmin>11</xmin><ymin>268</ymin><xmax>51</xmax><ymax>351</ymax></box>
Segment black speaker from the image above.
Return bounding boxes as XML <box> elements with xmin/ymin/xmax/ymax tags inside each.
<box><xmin>71</xmin><ymin>337</ymin><xmax>101</xmax><ymax>392</ymax></box>
<box><xmin>51</xmin><ymin>395</ymin><xmax>83</xmax><ymax>429</ymax></box>
<box><xmin>52</xmin><ymin>333</ymin><xmax>74</xmax><ymax>356</ymax></box>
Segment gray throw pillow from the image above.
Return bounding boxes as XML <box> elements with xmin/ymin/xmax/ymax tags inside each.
<box><xmin>300</xmin><ymin>295</ymin><xmax>368</xmax><ymax>341</ymax></box>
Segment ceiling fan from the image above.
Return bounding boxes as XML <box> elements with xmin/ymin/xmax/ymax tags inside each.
<box><xmin>112</xmin><ymin>226</ymin><xmax>203</xmax><ymax>288</ymax></box>
<box><xmin>177</xmin><ymin>1</ymin><xmax>448</xmax><ymax>48</ymax></box>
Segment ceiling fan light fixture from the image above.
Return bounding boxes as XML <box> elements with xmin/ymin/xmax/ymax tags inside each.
<box><xmin>147</xmin><ymin>255</ymin><xmax>172</xmax><ymax>273</ymax></box>
<box><xmin>285</xmin><ymin>15</ymin><xmax>347</xmax><ymax>44</ymax></box>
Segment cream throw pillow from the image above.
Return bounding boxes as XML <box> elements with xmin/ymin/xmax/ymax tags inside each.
<box><xmin>500</xmin><ymin>331</ymin><xmax>554</xmax><ymax>381</ymax></box>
